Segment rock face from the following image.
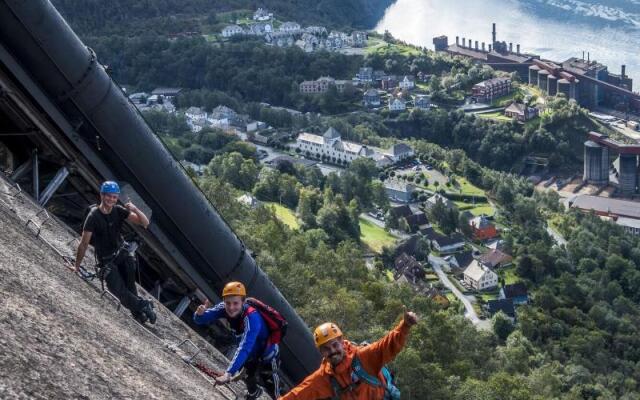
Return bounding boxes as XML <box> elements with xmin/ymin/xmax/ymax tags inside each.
<box><xmin>0</xmin><ymin>178</ymin><xmax>266</xmax><ymax>399</ymax></box>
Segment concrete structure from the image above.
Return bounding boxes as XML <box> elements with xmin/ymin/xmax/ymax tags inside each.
<box><xmin>616</xmin><ymin>217</ymin><xmax>640</xmax><ymax>236</ymax></box>
<box><xmin>583</xmin><ymin>140</ymin><xmax>610</xmax><ymax>185</ymax></box>
<box><xmin>585</xmin><ymin>132</ymin><xmax>639</xmax><ymax>194</ymax></box>
<box><xmin>618</xmin><ymin>154</ymin><xmax>638</xmax><ymax>196</ymax></box>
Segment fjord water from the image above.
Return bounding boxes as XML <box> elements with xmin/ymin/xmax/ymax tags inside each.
<box><xmin>376</xmin><ymin>0</ymin><xmax>640</xmax><ymax>85</ymax></box>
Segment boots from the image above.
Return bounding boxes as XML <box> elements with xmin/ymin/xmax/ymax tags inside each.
<box><xmin>141</xmin><ymin>300</ymin><xmax>157</xmax><ymax>324</ymax></box>
<box><xmin>245</xmin><ymin>387</ymin><xmax>263</xmax><ymax>400</ymax></box>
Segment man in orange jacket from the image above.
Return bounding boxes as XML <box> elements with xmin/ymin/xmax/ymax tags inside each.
<box><xmin>279</xmin><ymin>307</ymin><xmax>418</xmax><ymax>400</ymax></box>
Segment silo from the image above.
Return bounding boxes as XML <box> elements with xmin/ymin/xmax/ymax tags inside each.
<box><xmin>529</xmin><ymin>65</ymin><xmax>540</xmax><ymax>86</ymax></box>
<box><xmin>547</xmin><ymin>74</ymin><xmax>557</xmax><ymax>96</ymax></box>
<box><xmin>618</xmin><ymin>154</ymin><xmax>638</xmax><ymax>195</ymax></box>
<box><xmin>538</xmin><ymin>69</ymin><xmax>549</xmax><ymax>92</ymax></box>
<box><xmin>557</xmin><ymin>78</ymin><xmax>571</xmax><ymax>97</ymax></box>
<box><xmin>583</xmin><ymin>140</ymin><xmax>609</xmax><ymax>185</ymax></box>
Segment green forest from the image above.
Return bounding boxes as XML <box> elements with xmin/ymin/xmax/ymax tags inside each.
<box><xmin>51</xmin><ymin>1</ymin><xmax>640</xmax><ymax>398</ymax></box>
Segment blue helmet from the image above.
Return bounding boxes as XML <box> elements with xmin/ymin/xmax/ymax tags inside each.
<box><xmin>100</xmin><ymin>181</ymin><xmax>120</xmax><ymax>194</ymax></box>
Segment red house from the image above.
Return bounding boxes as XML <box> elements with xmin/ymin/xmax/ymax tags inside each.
<box><xmin>469</xmin><ymin>215</ymin><xmax>498</xmax><ymax>240</ymax></box>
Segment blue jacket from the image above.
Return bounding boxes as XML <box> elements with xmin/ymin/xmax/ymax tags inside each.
<box><xmin>193</xmin><ymin>302</ymin><xmax>270</xmax><ymax>374</ymax></box>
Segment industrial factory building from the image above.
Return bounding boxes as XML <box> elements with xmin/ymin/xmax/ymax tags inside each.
<box><xmin>434</xmin><ymin>24</ymin><xmax>640</xmax><ymax>113</ymax></box>
<box><xmin>583</xmin><ymin>132</ymin><xmax>640</xmax><ymax>196</ymax></box>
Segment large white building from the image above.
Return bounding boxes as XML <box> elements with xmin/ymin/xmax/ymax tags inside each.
<box><xmin>463</xmin><ymin>260</ymin><xmax>498</xmax><ymax>291</ymax></box>
<box><xmin>296</xmin><ymin>128</ymin><xmax>413</xmax><ymax>167</ymax></box>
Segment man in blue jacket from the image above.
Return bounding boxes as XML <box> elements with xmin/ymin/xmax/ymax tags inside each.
<box><xmin>194</xmin><ymin>281</ymin><xmax>280</xmax><ymax>399</ymax></box>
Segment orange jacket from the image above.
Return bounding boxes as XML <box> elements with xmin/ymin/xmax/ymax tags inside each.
<box><xmin>279</xmin><ymin>320</ymin><xmax>410</xmax><ymax>400</ymax></box>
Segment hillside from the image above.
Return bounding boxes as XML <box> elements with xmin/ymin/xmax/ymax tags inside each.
<box><xmin>52</xmin><ymin>0</ymin><xmax>396</xmax><ymax>36</ymax></box>
<box><xmin>0</xmin><ymin>177</ymin><xmax>265</xmax><ymax>399</ymax></box>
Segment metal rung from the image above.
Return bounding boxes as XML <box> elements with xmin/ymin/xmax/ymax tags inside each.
<box><xmin>100</xmin><ymin>290</ymin><xmax>121</xmax><ymax>311</ymax></box>
<box><xmin>168</xmin><ymin>338</ymin><xmax>202</xmax><ymax>363</ymax></box>
<box><xmin>25</xmin><ymin>219</ymin><xmax>42</xmax><ymax>237</ymax></box>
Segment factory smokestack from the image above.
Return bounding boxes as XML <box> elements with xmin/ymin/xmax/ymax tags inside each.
<box><xmin>517</xmin><ymin>44</ymin><xmax>520</xmax><ymax>54</ymax></box>
<box><xmin>622</xmin><ymin>65</ymin><xmax>626</xmax><ymax>77</ymax></box>
<box><xmin>509</xmin><ymin>42</ymin><xmax>513</xmax><ymax>53</ymax></box>
<box><xmin>482</xmin><ymin>42</ymin><xmax>485</xmax><ymax>51</ymax></box>
<box><xmin>475</xmin><ymin>40</ymin><xmax>478</xmax><ymax>50</ymax></box>
<box><xmin>456</xmin><ymin>36</ymin><xmax>459</xmax><ymax>45</ymax></box>
<box><xmin>492</xmin><ymin>23</ymin><xmax>496</xmax><ymax>44</ymax></box>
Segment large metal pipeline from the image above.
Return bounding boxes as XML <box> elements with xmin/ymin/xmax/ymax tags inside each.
<box><xmin>0</xmin><ymin>0</ymin><xmax>320</xmax><ymax>382</ymax></box>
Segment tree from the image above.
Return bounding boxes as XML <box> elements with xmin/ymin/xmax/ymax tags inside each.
<box><xmin>492</xmin><ymin>311</ymin><xmax>514</xmax><ymax>342</ymax></box>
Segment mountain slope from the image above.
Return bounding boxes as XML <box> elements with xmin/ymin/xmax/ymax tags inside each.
<box><xmin>0</xmin><ymin>178</ymin><xmax>260</xmax><ymax>399</ymax></box>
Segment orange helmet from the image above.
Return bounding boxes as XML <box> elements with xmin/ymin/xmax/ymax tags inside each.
<box><xmin>314</xmin><ymin>322</ymin><xmax>343</xmax><ymax>347</ymax></box>
<box><xmin>222</xmin><ymin>281</ymin><xmax>246</xmax><ymax>298</ymax></box>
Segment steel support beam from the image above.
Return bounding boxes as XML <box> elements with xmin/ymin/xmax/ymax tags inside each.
<box><xmin>10</xmin><ymin>156</ymin><xmax>31</xmax><ymax>180</ymax></box>
<box><xmin>31</xmin><ymin>148</ymin><xmax>38</xmax><ymax>200</ymax></box>
<box><xmin>173</xmin><ymin>294</ymin><xmax>192</xmax><ymax>318</ymax></box>
<box><xmin>39</xmin><ymin>165</ymin><xmax>69</xmax><ymax>206</ymax></box>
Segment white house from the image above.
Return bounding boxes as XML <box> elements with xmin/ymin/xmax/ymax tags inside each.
<box><xmin>426</xmin><ymin>193</ymin><xmax>455</xmax><ymax>210</ymax></box>
<box><xmin>399</xmin><ymin>76</ymin><xmax>415</xmax><ymax>90</ymax></box>
<box><xmin>253</xmin><ymin>8</ymin><xmax>273</xmax><ymax>21</ymax></box>
<box><xmin>463</xmin><ymin>260</ymin><xmax>498</xmax><ymax>290</ymax></box>
<box><xmin>384</xmin><ymin>179</ymin><xmax>415</xmax><ymax>203</ymax></box>
<box><xmin>222</xmin><ymin>24</ymin><xmax>244</xmax><ymax>38</ymax></box>
<box><xmin>389</xmin><ymin>98</ymin><xmax>406</xmax><ymax>111</ymax></box>
<box><xmin>381</xmin><ymin>143</ymin><xmax>414</xmax><ymax>163</ymax></box>
<box><xmin>414</xmin><ymin>95</ymin><xmax>431</xmax><ymax>110</ymax></box>
<box><xmin>279</xmin><ymin>22</ymin><xmax>301</xmax><ymax>33</ymax></box>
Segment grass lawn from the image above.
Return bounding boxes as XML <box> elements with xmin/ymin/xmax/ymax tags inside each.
<box><xmin>477</xmin><ymin>112</ymin><xmax>512</xmax><ymax>122</ymax></box>
<box><xmin>367</xmin><ymin>39</ymin><xmax>423</xmax><ymax>57</ymax></box>
<box><xmin>499</xmin><ymin>266</ymin><xmax>520</xmax><ymax>285</ymax></box>
<box><xmin>359</xmin><ymin>217</ymin><xmax>397</xmax><ymax>253</ymax></box>
<box><xmin>480</xmin><ymin>290</ymin><xmax>500</xmax><ymax>302</ymax></box>
<box><xmin>453</xmin><ymin>177</ymin><xmax>485</xmax><ymax>196</ymax></box>
<box><xmin>266</xmin><ymin>202</ymin><xmax>300</xmax><ymax>230</ymax></box>
<box><xmin>454</xmin><ymin>201</ymin><xmax>495</xmax><ymax>216</ymax></box>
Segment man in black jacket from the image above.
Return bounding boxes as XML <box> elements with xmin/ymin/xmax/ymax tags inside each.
<box><xmin>73</xmin><ymin>181</ymin><xmax>156</xmax><ymax>324</ymax></box>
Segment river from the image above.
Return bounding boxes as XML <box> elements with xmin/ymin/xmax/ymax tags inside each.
<box><xmin>375</xmin><ymin>0</ymin><xmax>640</xmax><ymax>85</ymax></box>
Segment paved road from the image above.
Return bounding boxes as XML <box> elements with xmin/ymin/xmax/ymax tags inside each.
<box><xmin>432</xmin><ymin>263</ymin><xmax>481</xmax><ymax>325</ymax></box>
<box><xmin>546</xmin><ymin>226</ymin><xmax>567</xmax><ymax>246</ymax></box>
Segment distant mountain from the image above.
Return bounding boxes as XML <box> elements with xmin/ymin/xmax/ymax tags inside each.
<box><xmin>520</xmin><ymin>0</ymin><xmax>640</xmax><ymax>29</ymax></box>
<box><xmin>52</xmin><ymin>0</ymin><xmax>396</xmax><ymax>37</ymax></box>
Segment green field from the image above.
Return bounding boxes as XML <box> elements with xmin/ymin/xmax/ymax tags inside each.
<box><xmin>476</xmin><ymin>112</ymin><xmax>512</xmax><ymax>122</ymax></box>
<box><xmin>266</xmin><ymin>202</ymin><xmax>300</xmax><ymax>230</ymax></box>
<box><xmin>499</xmin><ymin>266</ymin><xmax>520</xmax><ymax>285</ymax></box>
<box><xmin>359</xmin><ymin>217</ymin><xmax>397</xmax><ymax>253</ymax></box>
<box><xmin>366</xmin><ymin>38</ymin><xmax>423</xmax><ymax>56</ymax></box>
<box><xmin>454</xmin><ymin>201</ymin><xmax>495</xmax><ymax>216</ymax></box>
<box><xmin>453</xmin><ymin>177</ymin><xmax>485</xmax><ymax>196</ymax></box>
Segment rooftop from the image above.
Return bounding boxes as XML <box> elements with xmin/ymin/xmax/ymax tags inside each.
<box><xmin>570</xmin><ymin>195</ymin><xmax>640</xmax><ymax>219</ymax></box>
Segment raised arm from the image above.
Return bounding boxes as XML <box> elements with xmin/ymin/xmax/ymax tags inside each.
<box><xmin>278</xmin><ymin>369</ymin><xmax>333</xmax><ymax>400</ymax></box>
<box><xmin>358</xmin><ymin>308</ymin><xmax>417</xmax><ymax>373</ymax></box>
<box><xmin>125</xmin><ymin>202</ymin><xmax>149</xmax><ymax>228</ymax></box>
